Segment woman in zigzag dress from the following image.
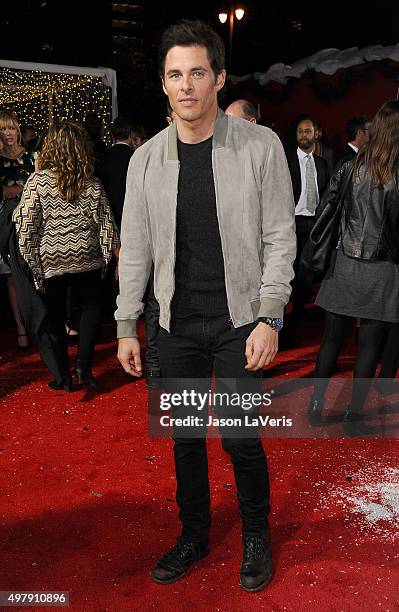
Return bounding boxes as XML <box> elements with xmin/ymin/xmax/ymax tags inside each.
<box><xmin>13</xmin><ymin>121</ymin><xmax>120</xmax><ymax>391</ymax></box>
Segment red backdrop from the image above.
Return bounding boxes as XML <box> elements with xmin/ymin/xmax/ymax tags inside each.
<box><xmin>236</xmin><ymin>60</ymin><xmax>399</xmax><ymax>152</ymax></box>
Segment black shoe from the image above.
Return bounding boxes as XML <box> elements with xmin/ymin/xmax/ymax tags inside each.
<box><xmin>74</xmin><ymin>364</ymin><xmax>100</xmax><ymax>389</ymax></box>
<box><xmin>150</xmin><ymin>537</ymin><xmax>209</xmax><ymax>584</ymax></box>
<box><xmin>48</xmin><ymin>373</ymin><xmax>72</xmax><ymax>392</ymax></box>
<box><xmin>239</xmin><ymin>532</ymin><xmax>273</xmax><ymax>592</ymax></box>
<box><xmin>308</xmin><ymin>396</ymin><xmax>323</xmax><ymax>425</ymax></box>
<box><xmin>342</xmin><ymin>407</ymin><xmax>373</xmax><ymax>437</ymax></box>
<box><xmin>146</xmin><ymin>369</ymin><xmax>162</xmax><ymax>390</ymax></box>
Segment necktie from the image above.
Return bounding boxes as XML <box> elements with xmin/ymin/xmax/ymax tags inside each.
<box><xmin>305</xmin><ymin>155</ymin><xmax>318</xmax><ymax>214</ymax></box>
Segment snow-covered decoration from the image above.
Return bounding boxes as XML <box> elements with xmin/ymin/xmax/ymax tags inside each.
<box><xmin>248</xmin><ymin>44</ymin><xmax>399</xmax><ymax>86</ymax></box>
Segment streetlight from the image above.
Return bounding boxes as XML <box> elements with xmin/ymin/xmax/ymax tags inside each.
<box><xmin>218</xmin><ymin>6</ymin><xmax>245</xmax><ymax>72</ymax></box>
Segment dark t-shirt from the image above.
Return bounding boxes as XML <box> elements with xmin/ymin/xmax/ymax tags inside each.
<box><xmin>172</xmin><ymin>136</ymin><xmax>228</xmax><ymax>316</ymax></box>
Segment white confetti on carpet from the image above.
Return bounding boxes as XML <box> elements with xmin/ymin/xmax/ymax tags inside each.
<box><xmin>321</xmin><ymin>466</ymin><xmax>399</xmax><ymax>542</ymax></box>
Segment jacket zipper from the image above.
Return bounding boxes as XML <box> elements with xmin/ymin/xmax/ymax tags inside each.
<box><xmin>212</xmin><ymin>148</ymin><xmax>234</xmax><ymax>327</ymax></box>
<box><xmin>167</xmin><ymin>160</ymin><xmax>179</xmax><ymax>331</ymax></box>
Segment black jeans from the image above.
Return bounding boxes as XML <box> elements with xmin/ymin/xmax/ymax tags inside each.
<box><xmin>144</xmin><ymin>270</ymin><xmax>161</xmax><ymax>372</ymax></box>
<box><xmin>44</xmin><ymin>269</ymin><xmax>103</xmax><ymax>373</ymax></box>
<box><xmin>157</xmin><ymin>313</ymin><xmax>270</xmax><ymax>542</ymax></box>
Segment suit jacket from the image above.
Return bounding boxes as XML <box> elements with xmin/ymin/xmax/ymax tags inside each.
<box><xmin>316</xmin><ymin>144</ymin><xmax>335</xmax><ymax>177</ymax></box>
<box><xmin>285</xmin><ymin>148</ymin><xmax>330</xmax><ymax>208</ymax></box>
<box><xmin>335</xmin><ymin>143</ymin><xmax>357</xmax><ymax>171</ymax></box>
<box><xmin>102</xmin><ymin>143</ymin><xmax>133</xmax><ymax>229</ymax></box>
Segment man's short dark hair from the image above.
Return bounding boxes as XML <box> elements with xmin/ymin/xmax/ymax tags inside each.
<box><xmin>346</xmin><ymin>116</ymin><xmax>370</xmax><ymax>141</ymax></box>
<box><xmin>111</xmin><ymin>116</ymin><xmax>134</xmax><ymax>141</ymax></box>
<box><xmin>296</xmin><ymin>116</ymin><xmax>316</xmax><ymax>129</ymax></box>
<box><xmin>158</xmin><ymin>19</ymin><xmax>225</xmax><ymax>79</ymax></box>
<box><xmin>242</xmin><ymin>101</ymin><xmax>258</xmax><ymax>121</ymax></box>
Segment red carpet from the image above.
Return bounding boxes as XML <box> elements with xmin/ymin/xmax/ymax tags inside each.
<box><xmin>1</xmin><ymin>314</ymin><xmax>398</xmax><ymax>611</ymax></box>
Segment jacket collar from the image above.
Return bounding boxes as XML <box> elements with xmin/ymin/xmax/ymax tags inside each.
<box><xmin>167</xmin><ymin>108</ymin><xmax>227</xmax><ymax>161</ymax></box>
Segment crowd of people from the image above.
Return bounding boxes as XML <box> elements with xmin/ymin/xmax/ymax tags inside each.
<box><xmin>0</xmin><ymin>102</ymin><xmax>393</xmax><ymax>399</ymax></box>
<box><xmin>1</xmin><ymin>17</ymin><xmax>398</xmax><ymax>594</ymax></box>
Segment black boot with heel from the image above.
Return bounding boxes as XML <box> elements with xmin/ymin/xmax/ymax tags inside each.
<box><xmin>74</xmin><ymin>361</ymin><xmax>100</xmax><ymax>389</ymax></box>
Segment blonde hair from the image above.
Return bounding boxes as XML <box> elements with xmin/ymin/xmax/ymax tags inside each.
<box><xmin>38</xmin><ymin>121</ymin><xmax>94</xmax><ymax>202</ymax></box>
<box><xmin>0</xmin><ymin>111</ymin><xmax>22</xmax><ymax>145</ymax></box>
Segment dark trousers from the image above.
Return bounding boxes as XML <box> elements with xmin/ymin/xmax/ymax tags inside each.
<box><xmin>144</xmin><ymin>271</ymin><xmax>161</xmax><ymax>372</ymax></box>
<box><xmin>292</xmin><ymin>215</ymin><xmax>315</xmax><ymax>314</ymax></box>
<box><xmin>314</xmin><ymin>312</ymin><xmax>389</xmax><ymax>411</ymax></box>
<box><xmin>157</xmin><ymin>313</ymin><xmax>270</xmax><ymax>541</ymax></box>
<box><xmin>44</xmin><ymin>270</ymin><xmax>103</xmax><ymax>373</ymax></box>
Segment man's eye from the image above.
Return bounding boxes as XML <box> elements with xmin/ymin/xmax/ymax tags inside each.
<box><xmin>193</xmin><ymin>72</ymin><xmax>204</xmax><ymax>78</ymax></box>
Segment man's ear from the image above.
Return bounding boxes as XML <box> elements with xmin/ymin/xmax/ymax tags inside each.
<box><xmin>215</xmin><ymin>69</ymin><xmax>226</xmax><ymax>92</ymax></box>
<box><xmin>161</xmin><ymin>77</ymin><xmax>168</xmax><ymax>96</ymax></box>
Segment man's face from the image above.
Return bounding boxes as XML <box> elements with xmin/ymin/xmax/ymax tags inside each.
<box><xmin>296</xmin><ymin>120</ymin><xmax>316</xmax><ymax>151</ymax></box>
<box><xmin>162</xmin><ymin>45</ymin><xmax>225</xmax><ymax>126</ymax></box>
<box><xmin>358</xmin><ymin>121</ymin><xmax>371</xmax><ymax>146</ymax></box>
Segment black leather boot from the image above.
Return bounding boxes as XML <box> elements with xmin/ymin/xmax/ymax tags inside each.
<box><xmin>239</xmin><ymin>531</ymin><xmax>273</xmax><ymax>592</ymax></box>
<box><xmin>150</xmin><ymin>536</ymin><xmax>209</xmax><ymax>584</ymax></box>
<box><xmin>74</xmin><ymin>361</ymin><xmax>100</xmax><ymax>389</ymax></box>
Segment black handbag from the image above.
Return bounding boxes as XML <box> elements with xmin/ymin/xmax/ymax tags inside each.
<box><xmin>301</xmin><ymin>162</ymin><xmax>354</xmax><ymax>275</ymax></box>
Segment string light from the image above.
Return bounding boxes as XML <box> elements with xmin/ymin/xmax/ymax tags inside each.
<box><xmin>0</xmin><ymin>67</ymin><xmax>112</xmax><ymax>145</ymax></box>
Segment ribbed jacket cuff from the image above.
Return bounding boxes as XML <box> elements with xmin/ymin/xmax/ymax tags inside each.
<box><xmin>257</xmin><ymin>297</ymin><xmax>285</xmax><ymax>319</ymax></box>
<box><xmin>117</xmin><ymin>320</ymin><xmax>137</xmax><ymax>338</ymax></box>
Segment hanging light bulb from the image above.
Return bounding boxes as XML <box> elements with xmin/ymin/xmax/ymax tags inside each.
<box><xmin>218</xmin><ymin>12</ymin><xmax>228</xmax><ymax>24</ymax></box>
<box><xmin>235</xmin><ymin>8</ymin><xmax>244</xmax><ymax>20</ymax></box>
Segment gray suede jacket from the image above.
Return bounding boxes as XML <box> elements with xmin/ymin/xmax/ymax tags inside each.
<box><xmin>115</xmin><ymin>110</ymin><xmax>296</xmax><ymax>338</ymax></box>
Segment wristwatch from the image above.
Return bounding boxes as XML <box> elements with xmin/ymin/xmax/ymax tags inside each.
<box><xmin>257</xmin><ymin>317</ymin><xmax>283</xmax><ymax>333</ymax></box>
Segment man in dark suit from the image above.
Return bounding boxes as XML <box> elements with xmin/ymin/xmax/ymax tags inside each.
<box><xmin>335</xmin><ymin>116</ymin><xmax>371</xmax><ymax>170</ymax></box>
<box><xmin>314</xmin><ymin>120</ymin><xmax>335</xmax><ymax>176</ymax></box>
<box><xmin>102</xmin><ymin>117</ymin><xmax>135</xmax><ymax>229</ymax></box>
<box><xmin>286</xmin><ymin>117</ymin><xmax>329</xmax><ymax>319</ymax></box>
<box><xmin>103</xmin><ymin>116</ymin><xmax>161</xmax><ymax>386</ymax></box>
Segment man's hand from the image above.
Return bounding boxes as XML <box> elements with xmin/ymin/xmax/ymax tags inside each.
<box><xmin>118</xmin><ymin>337</ymin><xmax>143</xmax><ymax>377</ymax></box>
<box><xmin>245</xmin><ymin>323</ymin><xmax>278</xmax><ymax>371</ymax></box>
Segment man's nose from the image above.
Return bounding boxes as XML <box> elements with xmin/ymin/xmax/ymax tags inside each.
<box><xmin>180</xmin><ymin>75</ymin><xmax>193</xmax><ymax>91</ymax></box>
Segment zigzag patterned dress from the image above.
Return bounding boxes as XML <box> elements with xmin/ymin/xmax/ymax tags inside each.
<box><xmin>12</xmin><ymin>169</ymin><xmax>120</xmax><ymax>291</ymax></box>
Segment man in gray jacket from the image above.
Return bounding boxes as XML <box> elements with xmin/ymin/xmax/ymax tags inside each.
<box><xmin>116</xmin><ymin>20</ymin><xmax>296</xmax><ymax>592</ymax></box>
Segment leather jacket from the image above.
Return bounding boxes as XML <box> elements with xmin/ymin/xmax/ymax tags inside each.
<box><xmin>319</xmin><ymin>159</ymin><xmax>399</xmax><ymax>263</ymax></box>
